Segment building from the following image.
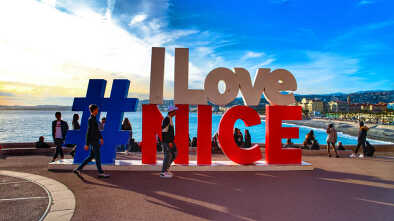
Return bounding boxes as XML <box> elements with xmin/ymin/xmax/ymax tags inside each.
<box><xmin>328</xmin><ymin>101</ymin><xmax>348</xmax><ymax>113</ymax></box>
<box><xmin>387</xmin><ymin>102</ymin><xmax>394</xmax><ymax>110</ymax></box>
<box><xmin>299</xmin><ymin>98</ymin><xmax>325</xmax><ymax>114</ymax></box>
<box><xmin>368</xmin><ymin>103</ymin><xmax>387</xmax><ymax>112</ymax></box>
<box><xmin>348</xmin><ymin>103</ymin><xmax>362</xmax><ymax>113</ymax></box>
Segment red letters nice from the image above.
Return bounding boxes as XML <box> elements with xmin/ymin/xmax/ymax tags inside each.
<box><xmin>142</xmin><ymin>47</ymin><xmax>302</xmax><ymax>165</ymax></box>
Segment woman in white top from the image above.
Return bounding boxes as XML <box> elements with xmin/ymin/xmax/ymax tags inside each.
<box><xmin>326</xmin><ymin>123</ymin><xmax>339</xmax><ymax>158</ymax></box>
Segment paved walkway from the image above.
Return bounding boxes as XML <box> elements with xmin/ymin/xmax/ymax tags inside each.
<box><xmin>1</xmin><ymin>153</ymin><xmax>394</xmax><ymax>221</ymax></box>
<box><xmin>0</xmin><ymin>170</ymin><xmax>76</xmax><ymax>221</ymax></box>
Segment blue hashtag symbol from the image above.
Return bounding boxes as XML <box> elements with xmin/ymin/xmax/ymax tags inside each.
<box><xmin>65</xmin><ymin>79</ymin><xmax>138</xmax><ymax>164</ymax></box>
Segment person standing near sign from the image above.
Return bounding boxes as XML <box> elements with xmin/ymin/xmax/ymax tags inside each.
<box><xmin>51</xmin><ymin>112</ymin><xmax>69</xmax><ymax>162</ymax></box>
<box><xmin>73</xmin><ymin>104</ymin><xmax>110</xmax><ymax>178</ymax></box>
<box><xmin>326</xmin><ymin>124</ymin><xmax>339</xmax><ymax>158</ymax></box>
<box><xmin>160</xmin><ymin>106</ymin><xmax>178</xmax><ymax>178</ymax></box>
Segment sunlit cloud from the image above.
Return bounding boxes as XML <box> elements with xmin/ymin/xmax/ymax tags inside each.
<box><xmin>129</xmin><ymin>14</ymin><xmax>148</xmax><ymax>26</ymax></box>
<box><xmin>0</xmin><ymin>0</ymin><xmax>392</xmax><ymax>105</ymax></box>
<box><xmin>241</xmin><ymin>51</ymin><xmax>264</xmax><ymax>60</ymax></box>
<box><xmin>0</xmin><ymin>0</ymin><xmax>190</xmax><ymax>105</ymax></box>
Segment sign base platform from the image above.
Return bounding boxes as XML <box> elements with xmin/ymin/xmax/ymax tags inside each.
<box><xmin>48</xmin><ymin>159</ymin><xmax>313</xmax><ymax>171</ymax></box>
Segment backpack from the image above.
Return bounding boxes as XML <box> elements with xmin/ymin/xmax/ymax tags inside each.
<box><xmin>311</xmin><ymin>141</ymin><xmax>320</xmax><ymax>150</ymax></box>
<box><xmin>365</xmin><ymin>141</ymin><xmax>375</xmax><ymax>157</ymax></box>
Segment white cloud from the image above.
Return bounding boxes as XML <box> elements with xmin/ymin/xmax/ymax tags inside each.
<box><xmin>270</xmin><ymin>51</ymin><xmax>367</xmax><ymax>94</ymax></box>
<box><xmin>105</xmin><ymin>0</ymin><xmax>116</xmax><ymax>20</ymax></box>
<box><xmin>41</xmin><ymin>0</ymin><xmax>56</xmax><ymax>7</ymax></box>
<box><xmin>0</xmin><ymin>0</ymin><xmax>281</xmax><ymax>105</ymax></box>
<box><xmin>358</xmin><ymin>0</ymin><xmax>374</xmax><ymax>6</ymax></box>
<box><xmin>241</xmin><ymin>51</ymin><xmax>264</xmax><ymax>60</ymax></box>
<box><xmin>0</xmin><ymin>0</ymin><xmax>200</xmax><ymax>102</ymax></box>
<box><xmin>0</xmin><ymin>1</ymin><xmax>149</xmax><ymax>86</ymax></box>
<box><xmin>129</xmin><ymin>14</ymin><xmax>148</xmax><ymax>26</ymax></box>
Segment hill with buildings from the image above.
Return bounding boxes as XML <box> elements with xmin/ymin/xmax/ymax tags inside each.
<box><xmin>1</xmin><ymin>90</ymin><xmax>392</xmax><ymax>112</ymax></box>
<box><xmin>294</xmin><ymin>90</ymin><xmax>394</xmax><ymax>104</ymax></box>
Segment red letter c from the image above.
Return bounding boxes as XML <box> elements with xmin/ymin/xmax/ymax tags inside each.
<box><xmin>218</xmin><ymin>105</ymin><xmax>262</xmax><ymax>165</ymax></box>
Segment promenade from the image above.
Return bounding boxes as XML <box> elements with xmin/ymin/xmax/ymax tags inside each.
<box><xmin>286</xmin><ymin>118</ymin><xmax>394</xmax><ymax>143</ymax></box>
<box><xmin>1</xmin><ymin>152</ymin><xmax>394</xmax><ymax>221</ymax></box>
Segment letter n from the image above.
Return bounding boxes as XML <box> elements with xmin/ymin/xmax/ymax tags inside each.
<box><xmin>142</xmin><ymin>104</ymin><xmax>163</xmax><ymax>164</ymax></box>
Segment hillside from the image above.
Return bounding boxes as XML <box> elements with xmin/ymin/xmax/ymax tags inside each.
<box><xmin>0</xmin><ymin>90</ymin><xmax>392</xmax><ymax>111</ymax></box>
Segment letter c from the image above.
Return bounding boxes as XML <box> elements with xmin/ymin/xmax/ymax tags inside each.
<box><xmin>218</xmin><ymin>105</ymin><xmax>262</xmax><ymax>165</ymax></box>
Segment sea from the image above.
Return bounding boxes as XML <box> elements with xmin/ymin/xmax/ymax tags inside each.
<box><xmin>0</xmin><ymin>110</ymin><xmax>390</xmax><ymax>145</ymax></box>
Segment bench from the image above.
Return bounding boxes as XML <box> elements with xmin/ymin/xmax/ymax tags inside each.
<box><xmin>0</xmin><ymin>143</ymin><xmax>72</xmax><ymax>157</ymax></box>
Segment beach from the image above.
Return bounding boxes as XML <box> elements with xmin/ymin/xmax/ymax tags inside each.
<box><xmin>286</xmin><ymin>118</ymin><xmax>394</xmax><ymax>143</ymax></box>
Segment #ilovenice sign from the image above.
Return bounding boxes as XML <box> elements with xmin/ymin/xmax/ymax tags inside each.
<box><xmin>66</xmin><ymin>47</ymin><xmax>303</xmax><ymax>166</ymax></box>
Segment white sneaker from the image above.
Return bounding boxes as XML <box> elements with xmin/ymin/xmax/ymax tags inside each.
<box><xmin>350</xmin><ymin>153</ymin><xmax>357</xmax><ymax>158</ymax></box>
<box><xmin>359</xmin><ymin>154</ymin><xmax>364</xmax><ymax>158</ymax></box>
<box><xmin>98</xmin><ymin>173</ymin><xmax>110</xmax><ymax>178</ymax></box>
<box><xmin>160</xmin><ymin>172</ymin><xmax>173</xmax><ymax>178</ymax></box>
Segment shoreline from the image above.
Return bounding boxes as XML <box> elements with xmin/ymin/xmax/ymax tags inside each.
<box><xmin>285</xmin><ymin>118</ymin><xmax>394</xmax><ymax>143</ymax></box>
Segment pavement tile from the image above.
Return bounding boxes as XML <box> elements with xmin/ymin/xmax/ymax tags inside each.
<box><xmin>43</xmin><ymin>209</ymin><xmax>74</xmax><ymax>221</ymax></box>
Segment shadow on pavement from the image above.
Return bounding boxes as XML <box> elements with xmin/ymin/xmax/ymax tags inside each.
<box><xmin>75</xmin><ymin>168</ymin><xmax>394</xmax><ymax>221</ymax></box>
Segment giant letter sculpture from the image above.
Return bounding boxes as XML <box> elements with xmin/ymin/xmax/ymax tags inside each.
<box><xmin>265</xmin><ymin>105</ymin><xmax>302</xmax><ymax>164</ymax></box>
<box><xmin>65</xmin><ymin>79</ymin><xmax>138</xmax><ymax>164</ymax></box>
<box><xmin>218</xmin><ymin>105</ymin><xmax>263</xmax><ymax>165</ymax></box>
<box><xmin>141</xmin><ymin>104</ymin><xmax>163</xmax><ymax>164</ymax></box>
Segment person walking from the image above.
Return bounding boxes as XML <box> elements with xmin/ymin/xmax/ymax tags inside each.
<box><xmin>51</xmin><ymin>112</ymin><xmax>69</xmax><ymax>162</ymax></box>
<box><xmin>73</xmin><ymin>104</ymin><xmax>109</xmax><ymax>178</ymax></box>
<box><xmin>160</xmin><ymin>106</ymin><xmax>178</xmax><ymax>178</ymax></box>
<box><xmin>326</xmin><ymin>124</ymin><xmax>339</xmax><ymax>158</ymax></box>
<box><xmin>351</xmin><ymin>121</ymin><xmax>376</xmax><ymax>158</ymax></box>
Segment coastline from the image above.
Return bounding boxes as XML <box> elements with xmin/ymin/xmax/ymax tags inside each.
<box><xmin>285</xmin><ymin>118</ymin><xmax>394</xmax><ymax>143</ymax></box>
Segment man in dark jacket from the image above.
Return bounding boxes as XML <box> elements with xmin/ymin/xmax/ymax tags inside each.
<box><xmin>51</xmin><ymin>112</ymin><xmax>69</xmax><ymax>162</ymax></box>
<box><xmin>351</xmin><ymin>121</ymin><xmax>377</xmax><ymax>158</ymax></box>
<box><xmin>160</xmin><ymin>106</ymin><xmax>178</xmax><ymax>178</ymax></box>
<box><xmin>73</xmin><ymin>104</ymin><xmax>109</xmax><ymax>178</ymax></box>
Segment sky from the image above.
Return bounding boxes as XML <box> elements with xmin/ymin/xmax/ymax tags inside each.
<box><xmin>0</xmin><ymin>0</ymin><xmax>393</xmax><ymax>105</ymax></box>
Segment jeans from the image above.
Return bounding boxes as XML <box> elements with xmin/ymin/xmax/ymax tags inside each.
<box><xmin>76</xmin><ymin>144</ymin><xmax>104</xmax><ymax>174</ymax></box>
<box><xmin>355</xmin><ymin>139</ymin><xmax>366</xmax><ymax>155</ymax></box>
<box><xmin>161</xmin><ymin>142</ymin><xmax>177</xmax><ymax>173</ymax></box>
<box><xmin>53</xmin><ymin>138</ymin><xmax>64</xmax><ymax>160</ymax></box>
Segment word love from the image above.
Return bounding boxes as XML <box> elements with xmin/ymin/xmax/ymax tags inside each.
<box><xmin>149</xmin><ymin>47</ymin><xmax>297</xmax><ymax>106</ymax></box>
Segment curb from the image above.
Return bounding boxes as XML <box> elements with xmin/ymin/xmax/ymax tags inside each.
<box><xmin>0</xmin><ymin>170</ymin><xmax>76</xmax><ymax>221</ymax></box>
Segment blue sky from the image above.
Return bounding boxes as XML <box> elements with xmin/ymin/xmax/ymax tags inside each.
<box><xmin>0</xmin><ymin>0</ymin><xmax>393</xmax><ymax>105</ymax></box>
